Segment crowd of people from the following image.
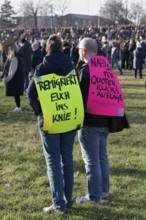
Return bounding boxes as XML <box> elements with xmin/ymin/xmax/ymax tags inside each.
<box><xmin>0</xmin><ymin>24</ymin><xmax>146</xmax><ymax>41</ymax></box>
<box><xmin>0</xmin><ymin>24</ymin><xmax>146</xmax><ymax>78</ymax></box>
<box><xmin>0</xmin><ymin>24</ymin><xmax>145</xmax><ymax>214</ymax></box>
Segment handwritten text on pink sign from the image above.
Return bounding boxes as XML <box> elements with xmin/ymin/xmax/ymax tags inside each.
<box><xmin>86</xmin><ymin>56</ymin><xmax>124</xmax><ymax>116</ymax></box>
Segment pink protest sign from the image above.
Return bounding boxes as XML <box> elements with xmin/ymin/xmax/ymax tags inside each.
<box><xmin>86</xmin><ymin>55</ymin><xmax>124</xmax><ymax>116</ymax></box>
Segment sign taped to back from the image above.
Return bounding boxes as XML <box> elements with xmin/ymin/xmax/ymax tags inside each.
<box><xmin>86</xmin><ymin>55</ymin><xmax>124</xmax><ymax>116</ymax></box>
<box><xmin>34</xmin><ymin>70</ymin><xmax>84</xmax><ymax>133</ymax></box>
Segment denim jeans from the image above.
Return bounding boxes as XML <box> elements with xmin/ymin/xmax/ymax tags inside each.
<box><xmin>111</xmin><ymin>57</ymin><xmax>123</xmax><ymax>75</ymax></box>
<box><xmin>40</xmin><ymin>129</ymin><xmax>76</xmax><ymax>212</ymax></box>
<box><xmin>24</xmin><ymin>71</ymin><xmax>29</xmax><ymax>92</ymax></box>
<box><xmin>78</xmin><ymin>126</ymin><xmax>109</xmax><ymax>202</ymax></box>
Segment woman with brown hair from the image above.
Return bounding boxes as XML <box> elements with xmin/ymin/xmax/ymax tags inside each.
<box><xmin>0</xmin><ymin>44</ymin><xmax>24</xmax><ymax>111</ymax></box>
<box><xmin>27</xmin><ymin>34</ymin><xmax>83</xmax><ymax>213</ymax></box>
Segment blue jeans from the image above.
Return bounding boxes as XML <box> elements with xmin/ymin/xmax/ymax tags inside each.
<box><xmin>78</xmin><ymin>126</ymin><xmax>109</xmax><ymax>202</ymax></box>
<box><xmin>111</xmin><ymin>57</ymin><xmax>123</xmax><ymax>75</ymax></box>
<box><xmin>24</xmin><ymin>71</ymin><xmax>29</xmax><ymax>92</ymax></box>
<box><xmin>40</xmin><ymin>130</ymin><xmax>76</xmax><ymax>212</ymax></box>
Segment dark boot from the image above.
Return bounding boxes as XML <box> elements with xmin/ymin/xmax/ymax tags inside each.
<box><xmin>135</xmin><ymin>69</ymin><xmax>137</xmax><ymax>78</ymax></box>
<box><xmin>139</xmin><ymin>69</ymin><xmax>142</xmax><ymax>79</ymax></box>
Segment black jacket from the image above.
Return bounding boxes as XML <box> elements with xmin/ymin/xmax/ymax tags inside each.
<box><xmin>31</xmin><ymin>48</ymin><xmax>42</xmax><ymax>73</ymax></box>
<box><xmin>27</xmin><ymin>51</ymin><xmax>75</xmax><ymax>128</ymax></box>
<box><xmin>20</xmin><ymin>41</ymin><xmax>32</xmax><ymax>73</ymax></box>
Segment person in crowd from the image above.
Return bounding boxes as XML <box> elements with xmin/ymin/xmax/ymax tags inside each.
<box><xmin>30</xmin><ymin>40</ymin><xmax>42</xmax><ymax>79</ymax></box>
<box><xmin>0</xmin><ymin>44</ymin><xmax>24</xmax><ymax>111</ymax></box>
<box><xmin>139</xmin><ymin>36</ymin><xmax>146</xmax><ymax>64</ymax></box>
<box><xmin>27</xmin><ymin>34</ymin><xmax>83</xmax><ymax>213</ymax></box>
<box><xmin>63</xmin><ymin>40</ymin><xmax>80</xmax><ymax>66</ymax></box>
<box><xmin>111</xmin><ymin>40</ymin><xmax>123</xmax><ymax>75</ymax></box>
<box><xmin>121</xmin><ymin>41</ymin><xmax>130</xmax><ymax>70</ymax></box>
<box><xmin>101</xmin><ymin>39</ymin><xmax>110</xmax><ymax>60</ymax></box>
<box><xmin>128</xmin><ymin>39</ymin><xmax>136</xmax><ymax>70</ymax></box>
<box><xmin>70</xmin><ymin>40</ymin><xmax>79</xmax><ymax>67</ymax></box>
<box><xmin>40</xmin><ymin>40</ymin><xmax>47</xmax><ymax>62</ymax></box>
<box><xmin>0</xmin><ymin>44</ymin><xmax>7</xmax><ymax>71</ymax></box>
<box><xmin>0</xmin><ymin>45</ymin><xmax>4</xmax><ymax>71</ymax></box>
<box><xmin>20</xmin><ymin>38</ymin><xmax>32</xmax><ymax>93</ymax></box>
<box><xmin>63</xmin><ymin>41</ymin><xmax>71</xmax><ymax>57</ymax></box>
<box><xmin>133</xmin><ymin>41</ymin><xmax>144</xmax><ymax>78</ymax></box>
<box><xmin>76</xmin><ymin>37</ymin><xmax>111</xmax><ymax>203</ymax></box>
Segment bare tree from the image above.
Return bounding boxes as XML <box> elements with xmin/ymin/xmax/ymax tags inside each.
<box><xmin>20</xmin><ymin>0</ymin><xmax>41</xmax><ymax>28</ymax></box>
<box><xmin>140</xmin><ymin>13</ymin><xmax>146</xmax><ymax>25</ymax></box>
<box><xmin>19</xmin><ymin>0</ymin><xmax>70</xmax><ymax>28</ymax></box>
<box><xmin>122</xmin><ymin>0</ymin><xmax>129</xmax><ymax>25</ymax></box>
<box><xmin>128</xmin><ymin>2</ymin><xmax>144</xmax><ymax>26</ymax></box>
<box><xmin>54</xmin><ymin>0</ymin><xmax>70</xmax><ymax>27</ymax></box>
<box><xmin>101</xmin><ymin>0</ymin><xmax>125</xmax><ymax>24</ymax></box>
<box><xmin>45</xmin><ymin>2</ymin><xmax>55</xmax><ymax>28</ymax></box>
<box><xmin>101</xmin><ymin>0</ymin><xmax>146</xmax><ymax>26</ymax></box>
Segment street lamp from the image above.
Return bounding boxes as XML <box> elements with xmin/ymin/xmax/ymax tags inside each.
<box><xmin>49</xmin><ymin>4</ymin><xmax>53</xmax><ymax>28</ymax></box>
<box><xmin>88</xmin><ymin>0</ymin><xmax>90</xmax><ymax>26</ymax></box>
<box><xmin>98</xmin><ymin>0</ymin><xmax>101</xmax><ymax>27</ymax></box>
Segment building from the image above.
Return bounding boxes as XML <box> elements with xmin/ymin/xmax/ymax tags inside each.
<box><xmin>14</xmin><ymin>13</ymin><xmax>108</xmax><ymax>28</ymax></box>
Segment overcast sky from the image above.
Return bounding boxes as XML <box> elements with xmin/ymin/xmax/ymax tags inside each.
<box><xmin>3</xmin><ymin>0</ymin><xmax>146</xmax><ymax>16</ymax></box>
<box><xmin>9</xmin><ymin>0</ymin><xmax>101</xmax><ymax>15</ymax></box>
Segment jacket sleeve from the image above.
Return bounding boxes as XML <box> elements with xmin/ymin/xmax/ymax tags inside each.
<box><xmin>27</xmin><ymin>70</ymin><xmax>42</xmax><ymax>116</ymax></box>
<box><xmin>5</xmin><ymin>57</ymin><xmax>18</xmax><ymax>83</ymax></box>
<box><xmin>78</xmin><ymin>64</ymin><xmax>90</xmax><ymax>109</ymax></box>
<box><xmin>0</xmin><ymin>59</ymin><xmax>9</xmax><ymax>79</ymax></box>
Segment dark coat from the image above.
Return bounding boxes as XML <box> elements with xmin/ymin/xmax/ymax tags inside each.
<box><xmin>3</xmin><ymin>54</ymin><xmax>24</xmax><ymax>96</ymax></box>
<box><xmin>41</xmin><ymin>46</ymin><xmax>47</xmax><ymax>62</ymax></box>
<box><xmin>71</xmin><ymin>47</ymin><xmax>79</xmax><ymax>66</ymax></box>
<box><xmin>133</xmin><ymin>47</ymin><xmax>143</xmax><ymax>69</ymax></box>
<box><xmin>121</xmin><ymin>44</ymin><xmax>130</xmax><ymax>60</ymax></box>
<box><xmin>27</xmin><ymin>51</ymin><xmax>75</xmax><ymax>129</ymax></box>
<box><xmin>31</xmin><ymin>48</ymin><xmax>42</xmax><ymax>73</ymax></box>
<box><xmin>20</xmin><ymin>41</ymin><xmax>32</xmax><ymax>73</ymax></box>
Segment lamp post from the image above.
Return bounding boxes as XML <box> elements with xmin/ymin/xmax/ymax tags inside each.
<box><xmin>49</xmin><ymin>4</ymin><xmax>53</xmax><ymax>28</ymax></box>
<box><xmin>98</xmin><ymin>0</ymin><xmax>101</xmax><ymax>27</ymax></box>
<box><xmin>125</xmin><ymin>0</ymin><xmax>128</xmax><ymax>25</ymax></box>
<box><xmin>88</xmin><ymin>0</ymin><xmax>90</xmax><ymax>26</ymax></box>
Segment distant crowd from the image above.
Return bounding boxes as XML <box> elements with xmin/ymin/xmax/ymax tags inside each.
<box><xmin>0</xmin><ymin>24</ymin><xmax>146</xmax><ymax>42</ymax></box>
<box><xmin>0</xmin><ymin>24</ymin><xmax>146</xmax><ymax>80</ymax></box>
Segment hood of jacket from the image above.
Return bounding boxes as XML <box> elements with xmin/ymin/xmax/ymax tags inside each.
<box><xmin>36</xmin><ymin>51</ymin><xmax>74</xmax><ymax>77</ymax></box>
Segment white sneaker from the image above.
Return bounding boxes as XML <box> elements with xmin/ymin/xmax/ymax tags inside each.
<box><xmin>43</xmin><ymin>205</ymin><xmax>55</xmax><ymax>213</ymax></box>
<box><xmin>76</xmin><ymin>195</ymin><xmax>90</xmax><ymax>203</ymax></box>
<box><xmin>13</xmin><ymin>107</ymin><xmax>22</xmax><ymax>112</ymax></box>
<box><xmin>76</xmin><ymin>194</ymin><xmax>102</xmax><ymax>203</ymax></box>
<box><xmin>43</xmin><ymin>205</ymin><xmax>65</xmax><ymax>213</ymax></box>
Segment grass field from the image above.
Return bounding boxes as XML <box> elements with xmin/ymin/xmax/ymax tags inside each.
<box><xmin>0</xmin><ymin>69</ymin><xmax>146</xmax><ymax>220</ymax></box>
